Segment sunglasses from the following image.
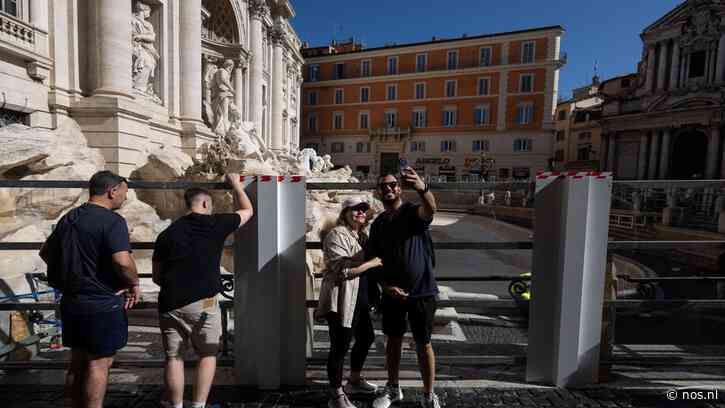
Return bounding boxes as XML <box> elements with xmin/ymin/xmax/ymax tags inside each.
<box><xmin>378</xmin><ymin>181</ymin><xmax>398</xmax><ymax>190</ymax></box>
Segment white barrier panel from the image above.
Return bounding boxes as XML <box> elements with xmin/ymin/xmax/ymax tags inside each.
<box><xmin>233</xmin><ymin>176</ymin><xmax>306</xmax><ymax>388</ymax></box>
<box><xmin>526</xmin><ymin>172</ymin><xmax>612</xmax><ymax>386</ymax></box>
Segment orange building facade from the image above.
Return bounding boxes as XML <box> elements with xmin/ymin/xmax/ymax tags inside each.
<box><xmin>301</xmin><ymin>26</ymin><xmax>565</xmax><ymax>180</ymax></box>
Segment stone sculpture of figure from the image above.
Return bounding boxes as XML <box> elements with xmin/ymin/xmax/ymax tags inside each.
<box><xmin>504</xmin><ymin>190</ymin><xmax>512</xmax><ymax>206</ymax></box>
<box><xmin>210</xmin><ymin>59</ymin><xmax>241</xmax><ymax>137</ymax></box>
<box><xmin>299</xmin><ymin>148</ymin><xmax>317</xmax><ymax>173</ymax></box>
<box><xmin>312</xmin><ymin>155</ymin><xmax>325</xmax><ymax>173</ymax></box>
<box><xmin>322</xmin><ymin>154</ymin><xmax>334</xmax><ymax>172</ymax></box>
<box><xmin>132</xmin><ymin>2</ymin><xmax>160</xmax><ymax>99</ymax></box>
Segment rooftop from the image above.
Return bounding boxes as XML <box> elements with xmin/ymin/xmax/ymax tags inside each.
<box><xmin>302</xmin><ymin>25</ymin><xmax>565</xmax><ymax>58</ymax></box>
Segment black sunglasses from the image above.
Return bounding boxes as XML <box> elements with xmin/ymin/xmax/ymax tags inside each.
<box><xmin>378</xmin><ymin>181</ymin><xmax>398</xmax><ymax>190</ymax></box>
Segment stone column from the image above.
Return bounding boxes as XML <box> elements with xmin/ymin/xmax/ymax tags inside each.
<box><xmin>270</xmin><ymin>27</ymin><xmax>287</xmax><ymax>152</ymax></box>
<box><xmin>249</xmin><ymin>0</ymin><xmax>269</xmax><ymax>134</ymax></box>
<box><xmin>680</xmin><ymin>53</ymin><xmax>688</xmax><ymax>87</ymax></box>
<box><xmin>670</xmin><ymin>42</ymin><xmax>680</xmax><ymax>90</ymax></box>
<box><xmin>179</xmin><ymin>0</ymin><xmax>203</xmax><ymax>123</ymax></box>
<box><xmin>717</xmin><ymin>34</ymin><xmax>725</xmax><ymax>83</ymax></box>
<box><xmin>637</xmin><ymin>132</ymin><xmax>648</xmax><ymax>179</ymax></box>
<box><xmin>645</xmin><ymin>45</ymin><xmax>656</xmax><ymax>93</ymax></box>
<box><xmin>607</xmin><ymin>133</ymin><xmax>616</xmax><ymax>173</ymax></box>
<box><xmin>294</xmin><ymin>71</ymin><xmax>303</xmax><ymax>150</ymax></box>
<box><xmin>30</xmin><ymin>0</ymin><xmax>49</xmax><ymax>32</ymax></box>
<box><xmin>648</xmin><ymin>130</ymin><xmax>660</xmax><ymax>180</ymax></box>
<box><xmin>708</xmin><ymin>126</ymin><xmax>722</xmax><ymax>179</ymax></box>
<box><xmin>657</xmin><ymin>42</ymin><xmax>668</xmax><ymax>91</ymax></box>
<box><xmin>659</xmin><ymin>128</ymin><xmax>671</xmax><ymax>179</ymax></box>
<box><xmin>600</xmin><ymin>133</ymin><xmax>609</xmax><ymax>171</ymax></box>
<box><xmin>234</xmin><ymin>56</ymin><xmax>248</xmax><ymax>121</ymax></box>
<box><xmin>93</xmin><ymin>0</ymin><xmax>132</xmax><ymax>97</ymax></box>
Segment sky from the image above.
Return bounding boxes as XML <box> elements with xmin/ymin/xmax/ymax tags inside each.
<box><xmin>289</xmin><ymin>0</ymin><xmax>684</xmax><ymax>99</ymax></box>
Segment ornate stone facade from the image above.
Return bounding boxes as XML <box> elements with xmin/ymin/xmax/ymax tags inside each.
<box><xmin>0</xmin><ymin>0</ymin><xmax>304</xmax><ymax>176</ymax></box>
<box><xmin>599</xmin><ymin>0</ymin><xmax>725</xmax><ymax>181</ymax></box>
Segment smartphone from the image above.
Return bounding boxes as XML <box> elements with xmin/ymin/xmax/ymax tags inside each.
<box><xmin>399</xmin><ymin>159</ymin><xmax>409</xmax><ymax>187</ymax></box>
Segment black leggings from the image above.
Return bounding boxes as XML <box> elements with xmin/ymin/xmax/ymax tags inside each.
<box><xmin>326</xmin><ymin>302</ymin><xmax>375</xmax><ymax>388</ymax></box>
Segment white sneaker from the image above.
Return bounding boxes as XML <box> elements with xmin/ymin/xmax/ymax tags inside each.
<box><xmin>343</xmin><ymin>377</ymin><xmax>378</xmax><ymax>395</ymax></box>
<box><xmin>372</xmin><ymin>384</ymin><xmax>403</xmax><ymax>408</ymax></box>
<box><xmin>422</xmin><ymin>393</ymin><xmax>442</xmax><ymax>408</ymax></box>
<box><xmin>328</xmin><ymin>392</ymin><xmax>357</xmax><ymax>408</ymax></box>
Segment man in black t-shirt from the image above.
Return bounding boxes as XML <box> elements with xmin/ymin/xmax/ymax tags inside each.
<box><xmin>369</xmin><ymin>169</ymin><xmax>441</xmax><ymax>408</ymax></box>
<box><xmin>152</xmin><ymin>173</ymin><xmax>253</xmax><ymax>408</ymax></box>
<box><xmin>40</xmin><ymin>170</ymin><xmax>139</xmax><ymax>408</ymax></box>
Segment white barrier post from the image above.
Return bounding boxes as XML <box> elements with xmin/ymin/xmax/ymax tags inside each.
<box><xmin>233</xmin><ymin>176</ymin><xmax>306</xmax><ymax>388</ymax></box>
<box><xmin>526</xmin><ymin>172</ymin><xmax>612</xmax><ymax>386</ymax></box>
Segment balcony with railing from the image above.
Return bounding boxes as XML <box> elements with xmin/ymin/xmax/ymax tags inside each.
<box><xmin>368</xmin><ymin>126</ymin><xmax>412</xmax><ymax>142</ymax></box>
<box><xmin>0</xmin><ymin>11</ymin><xmax>49</xmax><ymax>60</ymax></box>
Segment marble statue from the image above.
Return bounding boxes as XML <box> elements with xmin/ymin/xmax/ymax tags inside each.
<box><xmin>322</xmin><ymin>154</ymin><xmax>334</xmax><ymax>172</ymax></box>
<box><xmin>312</xmin><ymin>155</ymin><xmax>325</xmax><ymax>173</ymax></box>
<box><xmin>299</xmin><ymin>148</ymin><xmax>317</xmax><ymax>173</ymax></box>
<box><xmin>132</xmin><ymin>2</ymin><xmax>160</xmax><ymax>101</ymax></box>
<box><xmin>210</xmin><ymin>60</ymin><xmax>242</xmax><ymax>137</ymax></box>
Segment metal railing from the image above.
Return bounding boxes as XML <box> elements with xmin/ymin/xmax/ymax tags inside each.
<box><xmin>2</xmin><ymin>178</ymin><xmax>725</xmax><ymax>369</ymax></box>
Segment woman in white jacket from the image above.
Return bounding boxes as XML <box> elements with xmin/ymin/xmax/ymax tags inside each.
<box><xmin>316</xmin><ymin>198</ymin><xmax>382</xmax><ymax>408</ymax></box>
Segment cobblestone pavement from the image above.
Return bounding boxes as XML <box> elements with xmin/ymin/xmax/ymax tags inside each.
<box><xmin>3</xmin><ymin>384</ymin><xmax>725</xmax><ymax>408</ymax></box>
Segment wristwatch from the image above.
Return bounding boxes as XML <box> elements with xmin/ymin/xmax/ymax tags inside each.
<box><xmin>416</xmin><ymin>183</ymin><xmax>429</xmax><ymax>194</ymax></box>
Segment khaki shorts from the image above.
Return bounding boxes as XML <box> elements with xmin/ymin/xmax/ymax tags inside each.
<box><xmin>160</xmin><ymin>297</ymin><xmax>221</xmax><ymax>358</ymax></box>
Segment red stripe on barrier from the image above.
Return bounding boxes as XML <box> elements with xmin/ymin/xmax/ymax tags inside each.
<box><xmin>290</xmin><ymin>176</ymin><xmax>302</xmax><ymax>183</ymax></box>
<box><xmin>260</xmin><ymin>176</ymin><xmax>272</xmax><ymax>182</ymax></box>
<box><xmin>239</xmin><ymin>176</ymin><xmax>246</xmax><ymax>182</ymax></box>
<box><xmin>277</xmin><ymin>176</ymin><xmax>285</xmax><ymax>182</ymax></box>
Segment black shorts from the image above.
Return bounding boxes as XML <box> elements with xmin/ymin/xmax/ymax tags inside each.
<box><xmin>381</xmin><ymin>295</ymin><xmax>436</xmax><ymax>344</ymax></box>
<box><xmin>61</xmin><ymin>305</ymin><xmax>128</xmax><ymax>357</ymax></box>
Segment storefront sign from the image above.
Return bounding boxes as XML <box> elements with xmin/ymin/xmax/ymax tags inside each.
<box><xmin>416</xmin><ymin>157</ymin><xmax>450</xmax><ymax>165</ymax></box>
<box><xmin>438</xmin><ymin>165</ymin><xmax>456</xmax><ymax>175</ymax></box>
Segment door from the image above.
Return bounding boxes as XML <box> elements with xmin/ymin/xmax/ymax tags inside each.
<box><xmin>380</xmin><ymin>152</ymin><xmax>400</xmax><ymax>176</ymax></box>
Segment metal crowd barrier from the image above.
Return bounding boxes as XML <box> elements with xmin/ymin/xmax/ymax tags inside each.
<box><xmin>2</xmin><ymin>179</ymin><xmax>725</xmax><ymax>369</ymax></box>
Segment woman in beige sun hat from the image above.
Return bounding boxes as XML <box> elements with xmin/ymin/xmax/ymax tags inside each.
<box><xmin>316</xmin><ymin>197</ymin><xmax>382</xmax><ymax>408</ymax></box>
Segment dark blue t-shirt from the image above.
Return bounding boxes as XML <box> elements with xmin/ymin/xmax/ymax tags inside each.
<box><xmin>369</xmin><ymin>202</ymin><xmax>438</xmax><ymax>298</ymax></box>
<box><xmin>58</xmin><ymin>203</ymin><xmax>132</xmax><ymax>314</ymax></box>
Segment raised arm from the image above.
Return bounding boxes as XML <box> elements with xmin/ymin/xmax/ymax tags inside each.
<box><xmin>402</xmin><ymin>166</ymin><xmax>436</xmax><ymax>221</ymax></box>
<box><xmin>225</xmin><ymin>173</ymin><xmax>254</xmax><ymax>228</ymax></box>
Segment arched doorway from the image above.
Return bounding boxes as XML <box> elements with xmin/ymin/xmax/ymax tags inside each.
<box><xmin>670</xmin><ymin>130</ymin><xmax>708</xmax><ymax>179</ymax></box>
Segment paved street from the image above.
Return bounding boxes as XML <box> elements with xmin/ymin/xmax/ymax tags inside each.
<box><xmin>430</xmin><ymin>212</ymin><xmax>532</xmax><ymax>298</ymax></box>
<box><xmin>2</xmin><ymin>382</ymin><xmax>725</xmax><ymax>407</ymax></box>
